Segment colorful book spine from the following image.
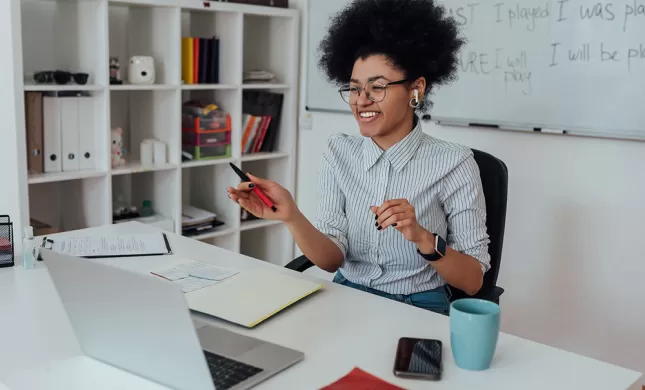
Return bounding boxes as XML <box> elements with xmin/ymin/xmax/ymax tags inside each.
<box><xmin>181</xmin><ymin>36</ymin><xmax>220</xmax><ymax>84</ymax></box>
<box><xmin>181</xmin><ymin>37</ymin><xmax>194</xmax><ymax>84</ymax></box>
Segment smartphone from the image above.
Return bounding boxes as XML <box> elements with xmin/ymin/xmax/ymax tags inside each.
<box><xmin>393</xmin><ymin>337</ymin><xmax>442</xmax><ymax>380</ymax></box>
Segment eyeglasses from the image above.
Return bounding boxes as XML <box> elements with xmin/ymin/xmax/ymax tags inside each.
<box><xmin>33</xmin><ymin>71</ymin><xmax>89</xmax><ymax>85</ymax></box>
<box><xmin>338</xmin><ymin>79</ymin><xmax>407</xmax><ymax>104</ymax></box>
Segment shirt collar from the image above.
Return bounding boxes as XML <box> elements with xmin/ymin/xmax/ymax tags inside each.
<box><xmin>362</xmin><ymin>115</ymin><xmax>423</xmax><ymax>172</ymax></box>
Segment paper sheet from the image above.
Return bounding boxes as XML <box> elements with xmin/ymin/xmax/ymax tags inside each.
<box><xmin>175</xmin><ymin>277</ymin><xmax>219</xmax><ymax>293</ymax></box>
<box><xmin>49</xmin><ymin>233</ymin><xmax>170</xmax><ymax>258</ymax></box>
<box><xmin>152</xmin><ymin>260</ymin><xmax>238</xmax><ymax>282</ymax></box>
<box><xmin>151</xmin><ymin>260</ymin><xmax>239</xmax><ymax>293</ymax></box>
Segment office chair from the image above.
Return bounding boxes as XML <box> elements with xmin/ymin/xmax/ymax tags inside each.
<box><xmin>285</xmin><ymin>149</ymin><xmax>508</xmax><ymax>305</ymax></box>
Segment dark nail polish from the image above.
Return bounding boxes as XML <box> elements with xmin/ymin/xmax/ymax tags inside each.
<box><xmin>249</xmin><ymin>183</ymin><xmax>255</xmax><ymax>188</ymax></box>
<box><xmin>375</xmin><ymin>215</ymin><xmax>378</xmax><ymax>220</ymax></box>
<box><xmin>374</xmin><ymin>222</ymin><xmax>378</xmax><ymax>227</ymax></box>
<box><xmin>392</xmin><ymin>223</ymin><xmax>397</xmax><ymax>227</ymax></box>
<box><xmin>377</xmin><ymin>226</ymin><xmax>382</xmax><ymax>231</ymax></box>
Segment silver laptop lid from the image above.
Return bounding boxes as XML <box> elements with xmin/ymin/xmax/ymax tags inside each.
<box><xmin>41</xmin><ymin>249</ymin><xmax>214</xmax><ymax>390</ymax></box>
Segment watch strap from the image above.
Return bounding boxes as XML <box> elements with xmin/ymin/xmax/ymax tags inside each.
<box><xmin>417</xmin><ymin>234</ymin><xmax>447</xmax><ymax>262</ymax></box>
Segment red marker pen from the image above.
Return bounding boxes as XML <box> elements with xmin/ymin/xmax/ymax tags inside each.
<box><xmin>229</xmin><ymin>163</ymin><xmax>277</xmax><ymax>212</ymax></box>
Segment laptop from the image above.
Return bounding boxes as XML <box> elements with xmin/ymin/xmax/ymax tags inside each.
<box><xmin>41</xmin><ymin>249</ymin><xmax>304</xmax><ymax>390</ymax></box>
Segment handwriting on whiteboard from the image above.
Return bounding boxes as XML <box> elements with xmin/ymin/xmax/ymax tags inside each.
<box><xmin>442</xmin><ymin>0</ymin><xmax>645</xmax><ymax>96</ymax></box>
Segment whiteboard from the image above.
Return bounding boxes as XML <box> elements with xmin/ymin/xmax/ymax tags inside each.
<box><xmin>306</xmin><ymin>0</ymin><xmax>645</xmax><ymax>140</ymax></box>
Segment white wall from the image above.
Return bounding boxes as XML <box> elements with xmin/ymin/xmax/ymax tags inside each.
<box><xmin>293</xmin><ymin>0</ymin><xmax>644</xmax><ymax>383</ymax></box>
<box><xmin>1</xmin><ymin>0</ymin><xmax>28</xmax><ymax>256</ymax></box>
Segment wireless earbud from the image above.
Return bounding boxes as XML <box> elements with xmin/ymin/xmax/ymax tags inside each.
<box><xmin>414</xmin><ymin>89</ymin><xmax>419</xmax><ymax>101</ymax></box>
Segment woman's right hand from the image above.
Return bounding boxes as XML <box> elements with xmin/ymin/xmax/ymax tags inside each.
<box><xmin>227</xmin><ymin>174</ymin><xmax>298</xmax><ymax>222</ymax></box>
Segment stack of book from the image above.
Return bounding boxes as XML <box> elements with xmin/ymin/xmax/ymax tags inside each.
<box><xmin>241</xmin><ymin>91</ymin><xmax>284</xmax><ymax>154</ymax></box>
<box><xmin>243</xmin><ymin>70</ymin><xmax>276</xmax><ymax>84</ymax></box>
<box><xmin>182</xmin><ymin>205</ymin><xmax>224</xmax><ymax>237</ymax></box>
<box><xmin>181</xmin><ymin>37</ymin><xmax>220</xmax><ymax>84</ymax></box>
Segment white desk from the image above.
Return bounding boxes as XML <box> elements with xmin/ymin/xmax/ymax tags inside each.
<box><xmin>0</xmin><ymin>222</ymin><xmax>641</xmax><ymax>389</ymax></box>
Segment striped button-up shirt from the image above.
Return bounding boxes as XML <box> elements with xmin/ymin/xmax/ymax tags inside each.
<box><xmin>314</xmin><ymin>117</ymin><xmax>490</xmax><ymax>295</ymax></box>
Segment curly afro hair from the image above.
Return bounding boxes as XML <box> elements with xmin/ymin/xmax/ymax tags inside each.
<box><xmin>317</xmin><ymin>0</ymin><xmax>465</xmax><ymax>112</ymax></box>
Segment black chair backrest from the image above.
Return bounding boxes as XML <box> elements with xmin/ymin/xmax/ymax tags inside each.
<box><xmin>449</xmin><ymin>149</ymin><xmax>508</xmax><ymax>300</ymax></box>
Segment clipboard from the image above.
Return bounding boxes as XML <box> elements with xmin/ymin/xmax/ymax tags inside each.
<box><xmin>39</xmin><ymin>233</ymin><xmax>172</xmax><ymax>259</ymax></box>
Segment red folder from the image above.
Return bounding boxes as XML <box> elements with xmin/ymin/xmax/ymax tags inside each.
<box><xmin>321</xmin><ymin>367</ymin><xmax>406</xmax><ymax>390</ymax></box>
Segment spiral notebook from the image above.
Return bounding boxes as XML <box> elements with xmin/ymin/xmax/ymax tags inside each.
<box><xmin>41</xmin><ymin>233</ymin><xmax>172</xmax><ymax>258</ymax></box>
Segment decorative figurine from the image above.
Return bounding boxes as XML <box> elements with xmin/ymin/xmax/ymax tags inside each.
<box><xmin>109</xmin><ymin>57</ymin><xmax>123</xmax><ymax>85</ymax></box>
<box><xmin>111</xmin><ymin>127</ymin><xmax>126</xmax><ymax>168</ymax></box>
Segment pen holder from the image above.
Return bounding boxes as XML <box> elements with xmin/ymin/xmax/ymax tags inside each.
<box><xmin>0</xmin><ymin>215</ymin><xmax>14</xmax><ymax>268</ymax></box>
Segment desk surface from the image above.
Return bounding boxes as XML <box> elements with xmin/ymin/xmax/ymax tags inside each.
<box><xmin>0</xmin><ymin>222</ymin><xmax>641</xmax><ymax>389</ymax></box>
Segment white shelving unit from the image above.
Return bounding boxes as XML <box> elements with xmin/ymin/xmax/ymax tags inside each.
<box><xmin>18</xmin><ymin>0</ymin><xmax>300</xmax><ymax>266</ymax></box>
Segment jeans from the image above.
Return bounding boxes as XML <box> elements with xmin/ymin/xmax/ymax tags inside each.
<box><xmin>333</xmin><ymin>272</ymin><xmax>451</xmax><ymax>316</ymax></box>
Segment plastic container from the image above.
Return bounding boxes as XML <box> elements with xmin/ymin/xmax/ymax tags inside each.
<box><xmin>182</xmin><ymin>104</ymin><xmax>231</xmax><ymax>132</ymax></box>
<box><xmin>140</xmin><ymin>140</ymin><xmax>154</xmax><ymax>165</ymax></box>
<box><xmin>140</xmin><ymin>200</ymin><xmax>154</xmax><ymax>217</ymax></box>
<box><xmin>22</xmin><ymin>226</ymin><xmax>35</xmax><ymax>269</ymax></box>
<box><xmin>182</xmin><ymin>130</ymin><xmax>231</xmax><ymax>146</ymax></box>
<box><xmin>182</xmin><ymin>143</ymin><xmax>231</xmax><ymax>160</ymax></box>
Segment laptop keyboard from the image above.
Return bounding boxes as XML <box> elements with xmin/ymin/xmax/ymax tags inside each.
<box><xmin>204</xmin><ymin>350</ymin><xmax>264</xmax><ymax>390</ymax></box>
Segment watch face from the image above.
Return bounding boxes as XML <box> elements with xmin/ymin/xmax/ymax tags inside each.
<box><xmin>436</xmin><ymin>235</ymin><xmax>447</xmax><ymax>257</ymax></box>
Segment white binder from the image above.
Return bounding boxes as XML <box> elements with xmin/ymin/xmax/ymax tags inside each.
<box><xmin>43</xmin><ymin>97</ymin><xmax>62</xmax><ymax>173</ymax></box>
<box><xmin>60</xmin><ymin>97</ymin><xmax>79</xmax><ymax>172</ymax></box>
<box><xmin>77</xmin><ymin>97</ymin><xmax>96</xmax><ymax>170</ymax></box>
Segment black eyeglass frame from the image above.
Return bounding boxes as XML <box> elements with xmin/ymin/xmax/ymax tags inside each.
<box><xmin>338</xmin><ymin>78</ymin><xmax>408</xmax><ymax>104</ymax></box>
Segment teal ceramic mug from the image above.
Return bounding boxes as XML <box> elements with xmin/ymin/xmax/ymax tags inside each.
<box><xmin>450</xmin><ymin>298</ymin><xmax>501</xmax><ymax>371</ymax></box>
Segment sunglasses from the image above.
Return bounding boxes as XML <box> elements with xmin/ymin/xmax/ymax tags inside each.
<box><xmin>33</xmin><ymin>71</ymin><xmax>89</xmax><ymax>85</ymax></box>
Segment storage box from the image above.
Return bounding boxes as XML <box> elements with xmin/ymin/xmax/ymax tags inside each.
<box><xmin>182</xmin><ymin>130</ymin><xmax>231</xmax><ymax>146</ymax></box>
<box><xmin>182</xmin><ymin>104</ymin><xmax>231</xmax><ymax>132</ymax></box>
<box><xmin>182</xmin><ymin>143</ymin><xmax>231</xmax><ymax>160</ymax></box>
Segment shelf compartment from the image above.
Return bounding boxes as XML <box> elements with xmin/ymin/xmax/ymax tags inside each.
<box><xmin>241</xmin><ymin>89</ymin><xmax>291</xmax><ymax>156</ymax></box>
<box><xmin>240</xmin><ymin>157</ymin><xmax>293</xmax><ymax>193</ymax></box>
<box><xmin>181</xmin><ymin>164</ymin><xmax>240</xmax><ymax>236</ymax></box>
<box><xmin>109</xmin><ymin>2</ymin><xmax>180</xmax><ymax>86</ymax></box>
<box><xmin>240</xmin><ymin>223</ymin><xmax>291</xmax><ymax>265</ymax></box>
<box><xmin>21</xmin><ymin>0</ymin><xmax>107</xmax><ymax>87</ymax></box>
<box><xmin>110</xmin><ymin>89</ymin><xmax>181</xmax><ymax>165</ymax></box>
<box><xmin>242</xmin><ymin>14</ymin><xmax>297</xmax><ymax>86</ymax></box>
<box><xmin>29</xmin><ymin>176</ymin><xmax>110</xmax><ymax>233</ymax></box>
<box><xmin>25</xmin><ymin>89</ymin><xmax>110</xmax><ymax>180</ymax></box>
<box><xmin>182</xmin><ymin>88</ymin><xmax>241</xmax><ymax>159</ymax></box>
<box><xmin>111</xmin><ymin>169</ymin><xmax>179</xmax><ymax>227</ymax></box>
<box><xmin>181</xmin><ymin>9</ymin><xmax>242</xmax><ymax>86</ymax></box>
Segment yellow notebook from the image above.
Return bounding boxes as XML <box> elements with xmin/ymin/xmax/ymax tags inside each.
<box><xmin>184</xmin><ymin>268</ymin><xmax>323</xmax><ymax>328</ymax></box>
<box><xmin>181</xmin><ymin>37</ymin><xmax>194</xmax><ymax>84</ymax></box>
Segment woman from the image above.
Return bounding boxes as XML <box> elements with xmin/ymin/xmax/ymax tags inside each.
<box><xmin>227</xmin><ymin>0</ymin><xmax>490</xmax><ymax>315</ymax></box>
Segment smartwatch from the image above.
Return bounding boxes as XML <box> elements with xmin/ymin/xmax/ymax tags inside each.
<box><xmin>417</xmin><ymin>233</ymin><xmax>447</xmax><ymax>262</ymax></box>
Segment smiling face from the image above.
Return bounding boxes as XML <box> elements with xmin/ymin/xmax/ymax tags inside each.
<box><xmin>349</xmin><ymin>55</ymin><xmax>418</xmax><ymax>142</ymax></box>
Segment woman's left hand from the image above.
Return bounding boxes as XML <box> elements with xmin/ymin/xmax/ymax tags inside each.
<box><xmin>371</xmin><ymin>199</ymin><xmax>429</xmax><ymax>244</ymax></box>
